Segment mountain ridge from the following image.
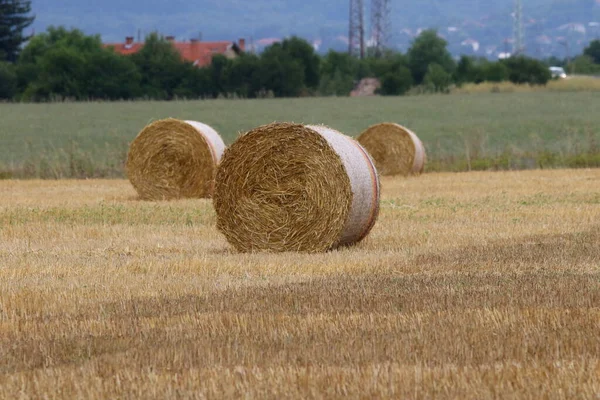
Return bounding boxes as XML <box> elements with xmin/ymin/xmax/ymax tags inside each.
<box><xmin>30</xmin><ymin>0</ymin><xmax>600</xmax><ymax>58</ymax></box>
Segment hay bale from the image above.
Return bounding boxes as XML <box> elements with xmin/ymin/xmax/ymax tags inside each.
<box><xmin>213</xmin><ymin>122</ymin><xmax>380</xmax><ymax>253</ymax></box>
<box><xmin>126</xmin><ymin>118</ymin><xmax>225</xmax><ymax>200</ymax></box>
<box><xmin>357</xmin><ymin>123</ymin><xmax>426</xmax><ymax>176</ymax></box>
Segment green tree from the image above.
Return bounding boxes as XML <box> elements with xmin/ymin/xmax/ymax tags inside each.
<box><xmin>319</xmin><ymin>51</ymin><xmax>359</xmax><ymax>96</ymax></box>
<box><xmin>83</xmin><ymin>50</ymin><xmax>142</xmax><ymax>99</ymax></box>
<box><xmin>173</xmin><ymin>62</ymin><xmax>211</xmax><ymax>99</ymax></box>
<box><xmin>221</xmin><ymin>53</ymin><xmax>262</xmax><ymax>97</ymax></box>
<box><xmin>259</xmin><ymin>43</ymin><xmax>305</xmax><ymax>97</ymax></box>
<box><xmin>0</xmin><ymin>0</ymin><xmax>34</xmax><ymax>62</ymax></box>
<box><xmin>17</xmin><ymin>27</ymin><xmax>143</xmax><ymax>100</ymax></box>
<box><xmin>583</xmin><ymin>40</ymin><xmax>600</xmax><ymax>64</ymax></box>
<box><xmin>0</xmin><ymin>61</ymin><xmax>16</xmax><ymax>98</ymax></box>
<box><xmin>279</xmin><ymin>36</ymin><xmax>320</xmax><ymax>89</ymax></box>
<box><xmin>454</xmin><ymin>56</ymin><xmax>485</xmax><ymax>84</ymax></box>
<box><xmin>424</xmin><ymin>63</ymin><xmax>452</xmax><ymax>93</ymax></box>
<box><xmin>570</xmin><ymin>55</ymin><xmax>600</xmax><ymax>74</ymax></box>
<box><xmin>33</xmin><ymin>46</ymin><xmax>87</xmax><ymax>99</ymax></box>
<box><xmin>130</xmin><ymin>33</ymin><xmax>187</xmax><ymax>100</ymax></box>
<box><xmin>378</xmin><ymin>66</ymin><xmax>413</xmax><ymax>95</ymax></box>
<box><xmin>206</xmin><ymin>54</ymin><xmax>233</xmax><ymax>97</ymax></box>
<box><xmin>17</xmin><ymin>27</ymin><xmax>105</xmax><ymax>100</ymax></box>
<box><xmin>363</xmin><ymin>52</ymin><xmax>408</xmax><ymax>78</ymax></box>
<box><xmin>260</xmin><ymin>37</ymin><xmax>319</xmax><ymax>94</ymax></box>
<box><xmin>407</xmin><ymin>29</ymin><xmax>455</xmax><ymax>84</ymax></box>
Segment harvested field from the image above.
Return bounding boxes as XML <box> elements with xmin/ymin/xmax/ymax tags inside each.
<box><xmin>1</xmin><ymin>169</ymin><xmax>600</xmax><ymax>398</ymax></box>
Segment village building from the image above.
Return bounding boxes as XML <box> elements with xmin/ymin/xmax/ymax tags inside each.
<box><xmin>104</xmin><ymin>36</ymin><xmax>245</xmax><ymax>67</ymax></box>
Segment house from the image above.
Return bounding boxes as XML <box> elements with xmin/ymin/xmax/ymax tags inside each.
<box><xmin>105</xmin><ymin>36</ymin><xmax>246</xmax><ymax>67</ymax></box>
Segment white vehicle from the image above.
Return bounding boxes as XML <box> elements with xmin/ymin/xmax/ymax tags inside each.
<box><xmin>549</xmin><ymin>66</ymin><xmax>567</xmax><ymax>79</ymax></box>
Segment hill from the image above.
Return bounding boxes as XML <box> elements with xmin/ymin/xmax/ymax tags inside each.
<box><xmin>31</xmin><ymin>0</ymin><xmax>600</xmax><ymax>58</ymax></box>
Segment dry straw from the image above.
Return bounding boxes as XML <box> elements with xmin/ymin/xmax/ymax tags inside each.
<box><xmin>213</xmin><ymin>122</ymin><xmax>380</xmax><ymax>253</ymax></box>
<box><xmin>126</xmin><ymin>118</ymin><xmax>225</xmax><ymax>200</ymax></box>
<box><xmin>357</xmin><ymin>123</ymin><xmax>426</xmax><ymax>176</ymax></box>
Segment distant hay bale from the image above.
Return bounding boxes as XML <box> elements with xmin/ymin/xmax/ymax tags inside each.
<box><xmin>357</xmin><ymin>123</ymin><xmax>426</xmax><ymax>176</ymax></box>
<box><xmin>213</xmin><ymin>122</ymin><xmax>381</xmax><ymax>253</ymax></box>
<box><xmin>126</xmin><ymin>118</ymin><xmax>225</xmax><ymax>200</ymax></box>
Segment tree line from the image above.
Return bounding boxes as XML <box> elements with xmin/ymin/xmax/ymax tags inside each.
<box><xmin>1</xmin><ymin>1</ymin><xmax>600</xmax><ymax>101</ymax></box>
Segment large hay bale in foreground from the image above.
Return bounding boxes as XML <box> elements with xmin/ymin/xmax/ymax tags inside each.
<box><xmin>214</xmin><ymin>122</ymin><xmax>381</xmax><ymax>253</ymax></box>
<box><xmin>357</xmin><ymin>123</ymin><xmax>426</xmax><ymax>176</ymax></box>
<box><xmin>127</xmin><ymin>118</ymin><xmax>225</xmax><ymax>200</ymax></box>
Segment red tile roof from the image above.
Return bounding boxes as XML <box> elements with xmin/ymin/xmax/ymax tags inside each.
<box><xmin>105</xmin><ymin>42</ymin><xmax>144</xmax><ymax>56</ymax></box>
<box><xmin>104</xmin><ymin>39</ymin><xmax>242</xmax><ymax>67</ymax></box>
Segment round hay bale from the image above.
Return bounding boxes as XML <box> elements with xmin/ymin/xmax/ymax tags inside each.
<box><xmin>357</xmin><ymin>123</ymin><xmax>426</xmax><ymax>176</ymax></box>
<box><xmin>126</xmin><ymin>118</ymin><xmax>225</xmax><ymax>200</ymax></box>
<box><xmin>213</xmin><ymin>122</ymin><xmax>380</xmax><ymax>253</ymax></box>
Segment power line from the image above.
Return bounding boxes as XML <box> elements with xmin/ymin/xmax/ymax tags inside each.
<box><xmin>370</xmin><ymin>0</ymin><xmax>391</xmax><ymax>57</ymax></box>
<box><xmin>349</xmin><ymin>0</ymin><xmax>365</xmax><ymax>59</ymax></box>
<box><xmin>513</xmin><ymin>0</ymin><xmax>525</xmax><ymax>55</ymax></box>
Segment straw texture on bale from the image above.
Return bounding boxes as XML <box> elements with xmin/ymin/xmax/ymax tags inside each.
<box><xmin>126</xmin><ymin>118</ymin><xmax>225</xmax><ymax>200</ymax></box>
<box><xmin>357</xmin><ymin>123</ymin><xmax>426</xmax><ymax>176</ymax></box>
<box><xmin>214</xmin><ymin>122</ymin><xmax>380</xmax><ymax>253</ymax></box>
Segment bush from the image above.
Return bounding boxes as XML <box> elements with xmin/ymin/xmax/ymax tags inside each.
<box><xmin>424</xmin><ymin>63</ymin><xmax>452</xmax><ymax>93</ymax></box>
<box><xmin>570</xmin><ymin>56</ymin><xmax>600</xmax><ymax>75</ymax></box>
<box><xmin>454</xmin><ymin>56</ymin><xmax>482</xmax><ymax>85</ymax></box>
<box><xmin>378</xmin><ymin>66</ymin><xmax>413</xmax><ymax>95</ymax></box>
<box><xmin>502</xmin><ymin>56</ymin><xmax>551</xmax><ymax>85</ymax></box>
<box><xmin>482</xmin><ymin>62</ymin><xmax>509</xmax><ymax>83</ymax></box>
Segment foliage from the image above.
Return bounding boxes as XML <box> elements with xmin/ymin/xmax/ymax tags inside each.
<box><xmin>423</xmin><ymin>63</ymin><xmax>453</xmax><ymax>93</ymax></box>
<box><xmin>17</xmin><ymin>27</ymin><xmax>143</xmax><ymax>100</ymax></box>
<box><xmin>0</xmin><ymin>60</ymin><xmax>16</xmax><ymax>98</ymax></box>
<box><xmin>583</xmin><ymin>40</ymin><xmax>600</xmax><ymax>64</ymax></box>
<box><xmin>502</xmin><ymin>56</ymin><xmax>551</xmax><ymax>85</ymax></box>
<box><xmin>279</xmin><ymin>36</ymin><xmax>320</xmax><ymax>89</ymax></box>
<box><xmin>130</xmin><ymin>33</ymin><xmax>190</xmax><ymax>100</ymax></box>
<box><xmin>407</xmin><ymin>29</ymin><xmax>455</xmax><ymax>84</ymax></box>
<box><xmin>454</xmin><ymin>56</ymin><xmax>480</xmax><ymax>85</ymax></box>
<box><xmin>378</xmin><ymin>66</ymin><xmax>413</xmax><ymax>95</ymax></box>
<box><xmin>219</xmin><ymin>53</ymin><xmax>261</xmax><ymax>98</ymax></box>
<box><xmin>5</xmin><ymin>25</ymin><xmax>597</xmax><ymax>101</ymax></box>
<box><xmin>0</xmin><ymin>0</ymin><xmax>34</xmax><ymax>62</ymax></box>
<box><xmin>259</xmin><ymin>37</ymin><xmax>318</xmax><ymax>96</ymax></box>
<box><xmin>482</xmin><ymin>62</ymin><xmax>509</xmax><ymax>83</ymax></box>
<box><xmin>570</xmin><ymin>55</ymin><xmax>600</xmax><ymax>75</ymax></box>
<box><xmin>319</xmin><ymin>51</ymin><xmax>359</xmax><ymax>96</ymax></box>
<box><xmin>257</xmin><ymin>50</ymin><xmax>305</xmax><ymax>97</ymax></box>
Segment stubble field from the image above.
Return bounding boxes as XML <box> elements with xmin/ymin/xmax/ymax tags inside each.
<box><xmin>1</xmin><ymin>169</ymin><xmax>599</xmax><ymax>398</ymax></box>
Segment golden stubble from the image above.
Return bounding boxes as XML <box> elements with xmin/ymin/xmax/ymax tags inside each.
<box><xmin>1</xmin><ymin>169</ymin><xmax>600</xmax><ymax>399</ymax></box>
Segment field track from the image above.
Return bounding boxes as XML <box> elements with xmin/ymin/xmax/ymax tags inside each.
<box><xmin>1</xmin><ymin>169</ymin><xmax>600</xmax><ymax>398</ymax></box>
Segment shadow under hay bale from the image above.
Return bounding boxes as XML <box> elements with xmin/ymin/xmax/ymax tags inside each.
<box><xmin>357</xmin><ymin>123</ymin><xmax>426</xmax><ymax>176</ymax></box>
<box><xmin>126</xmin><ymin>118</ymin><xmax>225</xmax><ymax>201</ymax></box>
<box><xmin>213</xmin><ymin>122</ymin><xmax>381</xmax><ymax>253</ymax></box>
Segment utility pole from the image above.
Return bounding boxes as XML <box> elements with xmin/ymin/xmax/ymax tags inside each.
<box><xmin>370</xmin><ymin>0</ymin><xmax>391</xmax><ymax>57</ymax></box>
<box><xmin>349</xmin><ymin>0</ymin><xmax>366</xmax><ymax>59</ymax></box>
<box><xmin>512</xmin><ymin>0</ymin><xmax>525</xmax><ymax>55</ymax></box>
